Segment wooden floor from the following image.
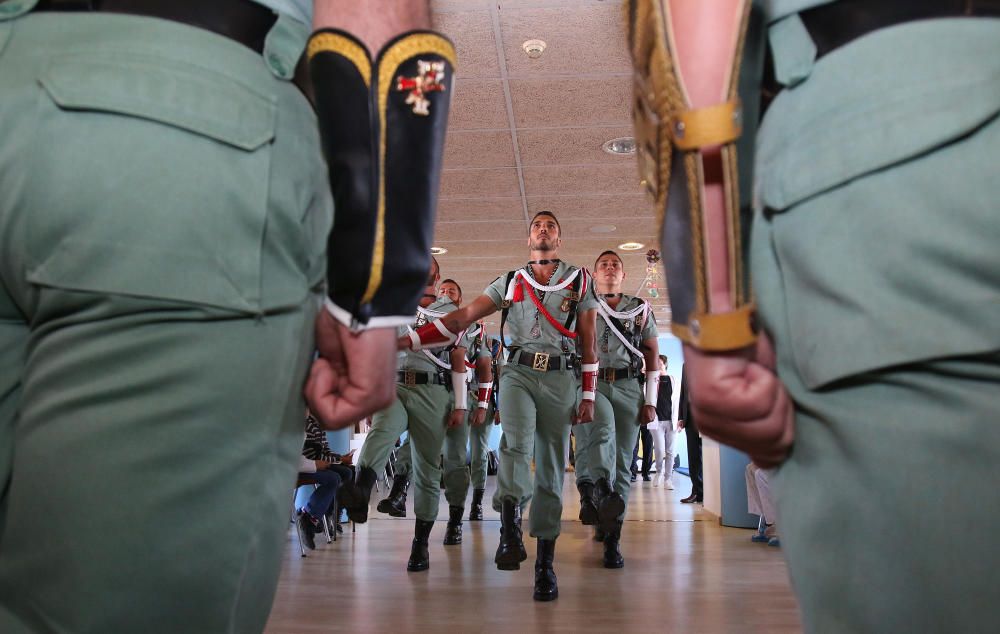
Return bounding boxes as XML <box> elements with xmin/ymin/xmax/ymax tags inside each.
<box><xmin>265</xmin><ymin>474</ymin><xmax>801</xmax><ymax>633</ymax></box>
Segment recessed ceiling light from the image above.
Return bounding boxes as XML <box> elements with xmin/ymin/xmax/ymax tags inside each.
<box><xmin>522</xmin><ymin>39</ymin><xmax>546</xmax><ymax>59</ymax></box>
<box><xmin>589</xmin><ymin>224</ymin><xmax>617</xmax><ymax>233</ymax></box>
<box><xmin>602</xmin><ymin>136</ymin><xmax>636</xmax><ymax>156</ymax></box>
<box><xmin>431</xmin><ymin>246</ymin><xmax>448</xmax><ymax>255</ymax></box>
<box><xmin>618</xmin><ymin>242</ymin><xmax>644</xmax><ymax>251</ymax></box>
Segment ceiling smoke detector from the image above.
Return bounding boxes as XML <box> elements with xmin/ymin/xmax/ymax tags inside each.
<box><xmin>522</xmin><ymin>39</ymin><xmax>547</xmax><ymax>59</ymax></box>
<box><xmin>589</xmin><ymin>224</ymin><xmax>617</xmax><ymax>234</ymax></box>
<box><xmin>603</xmin><ymin>136</ymin><xmax>636</xmax><ymax>155</ymax></box>
<box><xmin>430</xmin><ymin>246</ymin><xmax>448</xmax><ymax>255</ymax></box>
<box><xmin>618</xmin><ymin>242</ymin><xmax>645</xmax><ymax>251</ymax></box>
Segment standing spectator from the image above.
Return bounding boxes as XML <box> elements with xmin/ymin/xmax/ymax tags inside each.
<box><xmin>650</xmin><ymin>355</ymin><xmax>676</xmax><ymax>489</ymax></box>
<box><xmin>677</xmin><ymin>368</ymin><xmax>702</xmax><ymax>503</ymax></box>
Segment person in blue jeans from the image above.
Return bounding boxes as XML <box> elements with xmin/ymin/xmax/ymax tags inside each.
<box><xmin>297</xmin><ymin>414</ymin><xmax>354</xmax><ymax>549</ymax></box>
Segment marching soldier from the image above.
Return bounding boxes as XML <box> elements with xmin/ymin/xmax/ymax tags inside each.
<box><xmin>403</xmin><ymin>210</ymin><xmax>598</xmax><ymax>602</ymax></box>
<box><xmin>573</xmin><ymin>250</ymin><xmax>660</xmax><ymax>568</ymax></box>
<box><xmin>339</xmin><ymin>258</ymin><xmax>470</xmax><ymax>572</ymax></box>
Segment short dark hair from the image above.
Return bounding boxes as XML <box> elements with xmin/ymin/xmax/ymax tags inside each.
<box><xmin>440</xmin><ymin>278</ymin><xmax>462</xmax><ymax>298</ymax></box>
<box><xmin>658</xmin><ymin>355</ymin><xmax>668</xmax><ymax>366</ymax></box>
<box><xmin>529</xmin><ymin>210</ymin><xmax>561</xmax><ymax>236</ymax></box>
<box><xmin>595</xmin><ymin>250</ymin><xmax>623</xmax><ymax>267</ymax></box>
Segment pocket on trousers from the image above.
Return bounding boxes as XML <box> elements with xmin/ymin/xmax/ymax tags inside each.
<box><xmin>26</xmin><ymin>52</ymin><xmax>278</xmax><ymax>312</ymax></box>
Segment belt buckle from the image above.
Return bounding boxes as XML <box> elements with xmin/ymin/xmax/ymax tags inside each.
<box><xmin>404</xmin><ymin>370</ymin><xmax>417</xmax><ymax>386</ymax></box>
<box><xmin>603</xmin><ymin>367</ymin><xmax>616</xmax><ymax>383</ymax></box>
<box><xmin>532</xmin><ymin>352</ymin><xmax>550</xmax><ymax>372</ymax></box>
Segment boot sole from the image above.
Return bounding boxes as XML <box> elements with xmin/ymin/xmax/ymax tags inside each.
<box><xmin>495</xmin><ymin>548</ymin><xmax>527</xmax><ymax>570</ymax></box>
<box><xmin>533</xmin><ymin>590</ymin><xmax>558</xmax><ymax>601</ymax></box>
<box><xmin>406</xmin><ymin>562</ymin><xmax>429</xmax><ymax>572</ymax></box>
<box><xmin>578</xmin><ymin>503</ymin><xmax>598</xmax><ymax>526</ymax></box>
<box><xmin>603</xmin><ymin>558</ymin><xmax>625</xmax><ymax>569</ymax></box>
<box><xmin>597</xmin><ymin>495</ymin><xmax>625</xmax><ymax>534</ymax></box>
<box><xmin>443</xmin><ymin>537</ymin><xmax>462</xmax><ymax>545</ymax></box>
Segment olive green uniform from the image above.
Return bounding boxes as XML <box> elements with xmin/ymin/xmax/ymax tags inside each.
<box><xmin>485</xmin><ymin>262</ymin><xmax>596</xmax><ymax>539</ymax></box>
<box><xmin>574</xmin><ymin>294</ymin><xmax>657</xmax><ymax>514</ymax></box>
<box><xmin>0</xmin><ymin>7</ymin><xmax>324</xmax><ymax>633</ymax></box>
<box><xmin>752</xmin><ymin>6</ymin><xmax>1000</xmax><ymax>632</ymax></box>
<box><xmin>356</xmin><ymin>298</ymin><xmax>462</xmax><ymax>522</ymax></box>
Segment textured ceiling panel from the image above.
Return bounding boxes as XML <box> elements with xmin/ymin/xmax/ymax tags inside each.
<box><xmin>443</xmin><ymin>130</ymin><xmax>517</xmax><ymax>169</ymax></box>
<box><xmin>433</xmin><ymin>9</ymin><xmax>501</xmax><ymax>79</ymax></box>
<box><xmin>522</xmin><ymin>163</ymin><xmax>641</xmax><ymax>196</ymax></box>
<box><xmin>517</xmin><ymin>125</ymin><xmax>637</xmax><ymax>167</ymax></box>
<box><xmin>449</xmin><ymin>80</ymin><xmax>510</xmax><ymax>131</ymax></box>
<box><xmin>439</xmin><ymin>168</ymin><xmax>521</xmax><ymax>198</ymax></box>
<box><xmin>509</xmin><ymin>77</ymin><xmax>633</xmax><ymax>128</ymax></box>
<box><xmin>437</xmin><ymin>197</ymin><xmax>524</xmax><ymax>222</ymax></box>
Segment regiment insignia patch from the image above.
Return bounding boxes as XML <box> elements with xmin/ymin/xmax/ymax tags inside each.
<box><xmin>397</xmin><ymin>60</ymin><xmax>447</xmax><ymax>116</ymax></box>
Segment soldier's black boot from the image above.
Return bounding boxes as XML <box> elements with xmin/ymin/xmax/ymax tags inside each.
<box><xmin>443</xmin><ymin>505</ymin><xmax>464</xmax><ymax>545</ymax></box>
<box><xmin>406</xmin><ymin>519</ymin><xmax>434</xmax><ymax>572</ymax></box>
<box><xmin>469</xmin><ymin>488</ymin><xmax>485</xmax><ymax>521</ymax></box>
<box><xmin>577</xmin><ymin>480</ymin><xmax>598</xmax><ymax>525</ymax></box>
<box><xmin>593</xmin><ymin>526</ymin><xmax>606</xmax><ymax>542</ymax></box>
<box><xmin>595</xmin><ymin>477</ymin><xmax>625</xmax><ymax>535</ymax></box>
<box><xmin>495</xmin><ymin>497</ymin><xmax>527</xmax><ymax>570</ymax></box>
<box><xmin>533</xmin><ymin>538</ymin><xmax>558</xmax><ymax>602</ymax></box>
<box><xmin>340</xmin><ymin>466</ymin><xmax>377</xmax><ymax>523</ymax></box>
<box><xmin>376</xmin><ymin>473</ymin><xmax>409</xmax><ymax>517</ymax></box>
<box><xmin>603</xmin><ymin>521</ymin><xmax>625</xmax><ymax>569</ymax></box>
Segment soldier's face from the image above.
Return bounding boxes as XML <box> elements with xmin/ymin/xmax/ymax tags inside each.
<box><xmin>438</xmin><ymin>282</ymin><xmax>462</xmax><ymax>305</ymax></box>
<box><xmin>595</xmin><ymin>254</ymin><xmax>625</xmax><ymax>287</ymax></box>
<box><xmin>528</xmin><ymin>217</ymin><xmax>561</xmax><ymax>252</ymax></box>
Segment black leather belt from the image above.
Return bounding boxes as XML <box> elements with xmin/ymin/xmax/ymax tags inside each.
<box><xmin>508</xmin><ymin>350</ymin><xmax>570</xmax><ymax>372</ymax></box>
<box><xmin>397</xmin><ymin>370</ymin><xmax>446</xmax><ymax>387</ymax></box>
<box><xmin>599</xmin><ymin>367</ymin><xmax>639</xmax><ymax>383</ymax></box>
<box><xmin>801</xmin><ymin>0</ymin><xmax>1000</xmax><ymax>62</ymax></box>
<box><xmin>33</xmin><ymin>0</ymin><xmax>277</xmax><ymax>54</ymax></box>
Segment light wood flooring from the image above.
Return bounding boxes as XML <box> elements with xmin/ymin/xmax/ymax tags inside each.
<box><xmin>265</xmin><ymin>473</ymin><xmax>801</xmax><ymax>633</ymax></box>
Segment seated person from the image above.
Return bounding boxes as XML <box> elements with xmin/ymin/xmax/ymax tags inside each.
<box><xmin>746</xmin><ymin>463</ymin><xmax>779</xmax><ymax>547</ymax></box>
<box><xmin>297</xmin><ymin>413</ymin><xmax>354</xmax><ymax>549</ymax></box>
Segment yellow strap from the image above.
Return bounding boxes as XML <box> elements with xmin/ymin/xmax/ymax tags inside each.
<box><xmin>671</xmin><ymin>304</ymin><xmax>758</xmax><ymax>351</ymax></box>
<box><xmin>670</xmin><ymin>99</ymin><xmax>742</xmax><ymax>150</ymax></box>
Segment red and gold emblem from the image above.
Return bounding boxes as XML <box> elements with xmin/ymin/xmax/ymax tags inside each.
<box><xmin>396</xmin><ymin>60</ymin><xmax>447</xmax><ymax>116</ymax></box>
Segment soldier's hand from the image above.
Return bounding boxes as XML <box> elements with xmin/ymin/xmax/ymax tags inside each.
<box><xmin>493</xmin><ymin>412</ymin><xmax>501</xmax><ymax>425</ymax></box>
<box><xmin>447</xmin><ymin>408</ymin><xmax>467</xmax><ymax>428</ymax></box>
<box><xmin>573</xmin><ymin>399</ymin><xmax>595</xmax><ymax>425</ymax></box>
<box><xmin>470</xmin><ymin>407</ymin><xmax>488</xmax><ymax>427</ymax></box>
<box><xmin>306</xmin><ymin>310</ymin><xmax>397</xmax><ymax>429</ymax></box>
<box><xmin>682</xmin><ymin>333</ymin><xmax>794</xmax><ymax>469</ymax></box>
<box><xmin>641</xmin><ymin>404</ymin><xmax>656</xmax><ymax>424</ymax></box>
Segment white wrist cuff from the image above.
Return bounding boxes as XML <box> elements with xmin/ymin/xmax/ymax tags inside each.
<box><xmin>582</xmin><ymin>391</ymin><xmax>596</xmax><ymax>401</ymax></box>
<box><xmin>324</xmin><ymin>298</ymin><xmax>414</xmax><ymax>332</ymax></box>
<box><xmin>581</xmin><ymin>362</ymin><xmax>599</xmax><ymax>373</ymax></box>
<box><xmin>644</xmin><ymin>371</ymin><xmax>659</xmax><ymax>407</ymax></box>
<box><xmin>452</xmin><ymin>372</ymin><xmax>468</xmax><ymax>409</ymax></box>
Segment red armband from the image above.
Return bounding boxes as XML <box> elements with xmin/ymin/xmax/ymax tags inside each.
<box><xmin>476</xmin><ymin>382</ymin><xmax>493</xmax><ymax>409</ymax></box>
<box><xmin>408</xmin><ymin>319</ymin><xmax>458</xmax><ymax>351</ymax></box>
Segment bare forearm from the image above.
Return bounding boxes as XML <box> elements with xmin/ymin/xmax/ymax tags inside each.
<box><xmin>313</xmin><ymin>0</ymin><xmax>431</xmax><ymax>51</ymax></box>
<box><xmin>576</xmin><ymin>310</ymin><xmax>598</xmax><ymax>365</ymax></box>
<box><xmin>475</xmin><ymin>356</ymin><xmax>493</xmax><ymax>384</ymax></box>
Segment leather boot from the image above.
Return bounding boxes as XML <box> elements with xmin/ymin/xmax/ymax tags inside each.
<box><xmin>376</xmin><ymin>473</ymin><xmax>409</xmax><ymax>517</ymax></box>
<box><xmin>469</xmin><ymin>488</ymin><xmax>485</xmax><ymax>521</ymax></box>
<box><xmin>533</xmin><ymin>538</ymin><xmax>558</xmax><ymax>602</ymax></box>
<box><xmin>406</xmin><ymin>519</ymin><xmax>434</xmax><ymax>572</ymax></box>
<box><xmin>595</xmin><ymin>477</ymin><xmax>625</xmax><ymax>534</ymax></box>
<box><xmin>443</xmin><ymin>505</ymin><xmax>464</xmax><ymax>545</ymax></box>
<box><xmin>603</xmin><ymin>521</ymin><xmax>625</xmax><ymax>569</ymax></box>
<box><xmin>494</xmin><ymin>497</ymin><xmax>527</xmax><ymax>570</ymax></box>
<box><xmin>340</xmin><ymin>466</ymin><xmax>377</xmax><ymax>523</ymax></box>
<box><xmin>577</xmin><ymin>481</ymin><xmax>598</xmax><ymax>525</ymax></box>
<box><xmin>593</xmin><ymin>526</ymin><xmax>606</xmax><ymax>543</ymax></box>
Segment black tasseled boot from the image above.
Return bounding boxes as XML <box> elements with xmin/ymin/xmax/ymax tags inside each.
<box><xmin>533</xmin><ymin>538</ymin><xmax>558</xmax><ymax>602</ymax></box>
<box><xmin>406</xmin><ymin>519</ymin><xmax>434</xmax><ymax>572</ymax></box>
<box><xmin>595</xmin><ymin>477</ymin><xmax>625</xmax><ymax>534</ymax></box>
<box><xmin>340</xmin><ymin>466</ymin><xmax>377</xmax><ymax>523</ymax></box>
<box><xmin>577</xmin><ymin>480</ymin><xmax>598</xmax><ymax>525</ymax></box>
<box><xmin>376</xmin><ymin>473</ymin><xmax>409</xmax><ymax>517</ymax></box>
<box><xmin>469</xmin><ymin>488</ymin><xmax>485</xmax><ymax>521</ymax></box>
<box><xmin>494</xmin><ymin>497</ymin><xmax>527</xmax><ymax>570</ymax></box>
<box><xmin>443</xmin><ymin>505</ymin><xmax>464</xmax><ymax>545</ymax></box>
<box><xmin>603</xmin><ymin>521</ymin><xmax>625</xmax><ymax>569</ymax></box>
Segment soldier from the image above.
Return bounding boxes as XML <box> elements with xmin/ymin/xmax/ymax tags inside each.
<box><xmin>0</xmin><ymin>1</ymin><xmax>453</xmax><ymax>631</ymax></box>
<box><xmin>573</xmin><ymin>250</ymin><xmax>659</xmax><ymax>568</ymax></box>
<box><xmin>338</xmin><ymin>258</ymin><xmax>469</xmax><ymax>572</ymax></box>
<box><xmin>403</xmin><ymin>210</ymin><xmax>598</xmax><ymax>602</ymax></box>
<box><xmin>627</xmin><ymin>1</ymin><xmax>1000</xmax><ymax>631</ymax></box>
<box><xmin>376</xmin><ymin>278</ymin><xmax>494</xmax><ymax>541</ymax></box>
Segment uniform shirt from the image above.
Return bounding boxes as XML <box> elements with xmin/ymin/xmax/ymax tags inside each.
<box><xmin>398</xmin><ymin>297</ymin><xmax>459</xmax><ymax>373</ymax></box>
<box><xmin>595</xmin><ymin>293</ymin><xmax>658</xmax><ymax>369</ymax></box>
<box><xmin>484</xmin><ymin>261</ymin><xmax>597</xmax><ymax>356</ymax></box>
<box><xmin>463</xmin><ymin>323</ymin><xmax>492</xmax><ymax>390</ymax></box>
<box><xmin>250</xmin><ymin>0</ymin><xmax>311</xmax><ymax>25</ymax></box>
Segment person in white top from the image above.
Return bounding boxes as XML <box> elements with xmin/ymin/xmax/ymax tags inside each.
<box><xmin>649</xmin><ymin>355</ymin><xmax>678</xmax><ymax>489</ymax></box>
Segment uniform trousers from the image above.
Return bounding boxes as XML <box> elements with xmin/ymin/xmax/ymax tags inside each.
<box><xmin>358</xmin><ymin>383</ymin><xmax>450</xmax><ymax>522</ymax></box>
<box><xmin>491</xmin><ymin>364</ymin><xmax>577</xmax><ymax>539</ymax></box>
<box><xmin>754</xmin><ymin>17</ymin><xmax>1000</xmax><ymax>633</ymax></box>
<box><xmin>0</xmin><ymin>10</ymin><xmax>328</xmax><ymax>634</ymax></box>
